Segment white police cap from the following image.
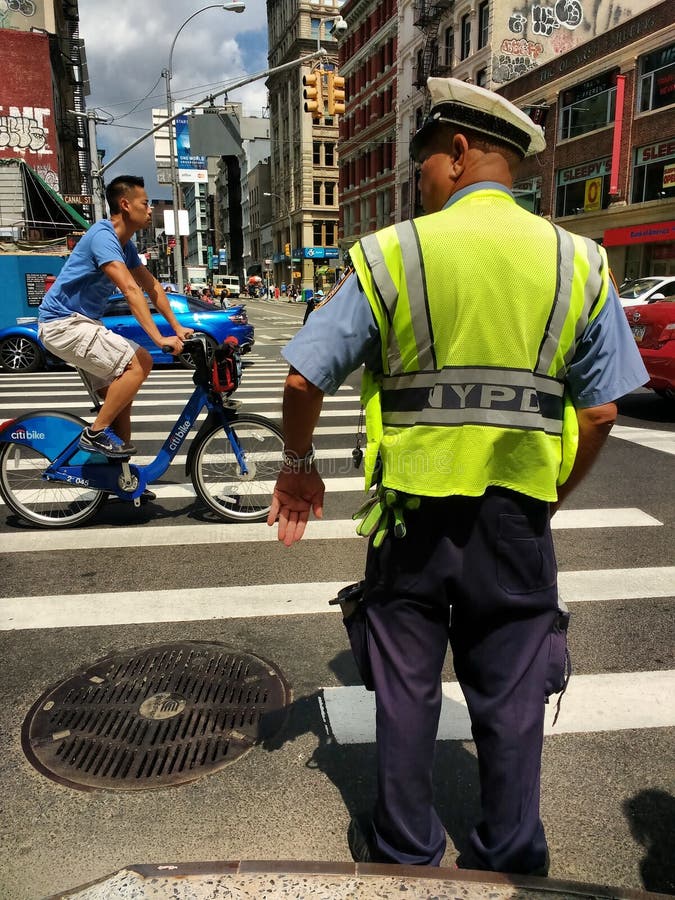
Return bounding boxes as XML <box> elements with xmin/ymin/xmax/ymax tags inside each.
<box><xmin>411</xmin><ymin>77</ymin><xmax>546</xmax><ymax>160</ymax></box>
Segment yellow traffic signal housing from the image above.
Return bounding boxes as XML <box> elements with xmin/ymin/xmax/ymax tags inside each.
<box><xmin>284</xmin><ymin>243</ymin><xmax>291</xmax><ymax>258</ymax></box>
<box><xmin>327</xmin><ymin>72</ymin><xmax>346</xmax><ymax>116</ymax></box>
<box><xmin>303</xmin><ymin>70</ymin><xmax>324</xmax><ymax>119</ymax></box>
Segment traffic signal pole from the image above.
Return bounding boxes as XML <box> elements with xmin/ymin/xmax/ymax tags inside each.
<box><xmin>96</xmin><ymin>49</ymin><xmax>328</xmax><ymax>178</ymax></box>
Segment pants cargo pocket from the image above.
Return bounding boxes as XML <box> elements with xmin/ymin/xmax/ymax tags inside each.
<box><xmin>336</xmin><ymin>583</ymin><xmax>375</xmax><ymax>691</ymax></box>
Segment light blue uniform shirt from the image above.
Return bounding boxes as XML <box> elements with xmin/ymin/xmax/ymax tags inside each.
<box><xmin>283</xmin><ymin>185</ymin><xmax>647</xmax><ymax>407</ymax></box>
<box><xmin>39</xmin><ymin>220</ymin><xmax>142</xmax><ymax>322</ymax></box>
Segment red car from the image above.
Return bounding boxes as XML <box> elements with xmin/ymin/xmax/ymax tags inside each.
<box><xmin>624</xmin><ymin>301</ymin><xmax>675</xmax><ymax>401</ymax></box>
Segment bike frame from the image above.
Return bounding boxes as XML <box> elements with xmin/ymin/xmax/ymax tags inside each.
<box><xmin>0</xmin><ymin>340</ymin><xmax>249</xmax><ymax>504</ymax></box>
<box><xmin>40</xmin><ymin>385</ymin><xmax>247</xmax><ymax>502</ymax></box>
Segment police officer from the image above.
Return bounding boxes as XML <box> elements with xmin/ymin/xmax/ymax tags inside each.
<box><xmin>267</xmin><ymin>78</ymin><xmax>647</xmax><ymax>874</ymax></box>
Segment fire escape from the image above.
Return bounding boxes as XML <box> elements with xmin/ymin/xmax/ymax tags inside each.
<box><xmin>63</xmin><ymin>0</ymin><xmax>93</xmax><ymax>222</ymax></box>
<box><xmin>409</xmin><ymin>0</ymin><xmax>454</xmax><ymax>216</ymax></box>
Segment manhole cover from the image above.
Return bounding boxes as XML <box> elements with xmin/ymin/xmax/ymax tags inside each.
<box><xmin>22</xmin><ymin>642</ymin><xmax>290</xmax><ymax>791</ymax></box>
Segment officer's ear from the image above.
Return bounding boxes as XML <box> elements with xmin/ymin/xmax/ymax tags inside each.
<box><xmin>449</xmin><ymin>132</ymin><xmax>470</xmax><ymax>176</ymax></box>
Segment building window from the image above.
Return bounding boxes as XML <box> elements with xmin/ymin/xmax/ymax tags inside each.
<box><xmin>476</xmin><ymin>67</ymin><xmax>488</xmax><ymax>87</ymax></box>
<box><xmin>559</xmin><ymin>71</ymin><xmax>618</xmax><ymax>140</ymax></box>
<box><xmin>325</xmin><ymin>142</ymin><xmax>335</xmax><ymax>166</ymax></box>
<box><xmin>325</xmin><ymin>221</ymin><xmax>336</xmax><ymax>244</ymax></box>
<box><xmin>478</xmin><ymin>1</ymin><xmax>489</xmax><ymax>49</ymax></box>
<box><xmin>313</xmin><ymin>141</ymin><xmax>321</xmax><ymax>164</ymax></box>
<box><xmin>638</xmin><ymin>44</ymin><xmax>675</xmax><ymax>113</ymax></box>
<box><xmin>313</xmin><ymin>181</ymin><xmax>322</xmax><ymax>204</ymax></box>
<box><xmin>555</xmin><ymin>158</ymin><xmax>612</xmax><ymax>217</ymax></box>
<box><xmin>313</xmin><ymin>221</ymin><xmax>323</xmax><ymax>245</ymax></box>
<box><xmin>325</xmin><ymin>182</ymin><xmax>335</xmax><ymax>205</ymax></box>
<box><xmin>631</xmin><ymin>140</ymin><xmax>675</xmax><ymax>203</ymax></box>
<box><xmin>310</xmin><ymin>17</ymin><xmax>321</xmax><ymax>40</ymax></box>
<box><xmin>513</xmin><ymin>177</ymin><xmax>541</xmax><ymax>214</ymax></box>
<box><xmin>444</xmin><ymin>26</ymin><xmax>454</xmax><ymax>67</ymax></box>
<box><xmin>461</xmin><ymin>14</ymin><xmax>471</xmax><ymax>60</ymax></box>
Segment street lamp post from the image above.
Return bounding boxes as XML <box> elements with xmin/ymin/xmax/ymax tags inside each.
<box><xmin>163</xmin><ymin>3</ymin><xmax>245</xmax><ymax>290</ymax></box>
<box><xmin>264</xmin><ymin>190</ymin><xmax>293</xmax><ymax>292</ymax></box>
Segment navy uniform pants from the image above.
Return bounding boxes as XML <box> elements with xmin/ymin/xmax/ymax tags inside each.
<box><xmin>345</xmin><ymin>487</ymin><xmax>568</xmax><ymax>872</ymax></box>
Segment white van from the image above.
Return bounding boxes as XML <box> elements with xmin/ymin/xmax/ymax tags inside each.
<box><xmin>213</xmin><ymin>275</ymin><xmax>241</xmax><ymax>298</ymax></box>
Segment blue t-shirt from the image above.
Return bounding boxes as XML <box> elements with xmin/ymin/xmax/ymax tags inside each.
<box><xmin>38</xmin><ymin>220</ymin><xmax>142</xmax><ymax>322</ymax></box>
<box><xmin>283</xmin><ymin>188</ymin><xmax>647</xmax><ymax>407</ymax></box>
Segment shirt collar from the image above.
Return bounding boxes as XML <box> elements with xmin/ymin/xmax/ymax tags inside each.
<box><xmin>443</xmin><ymin>182</ymin><xmax>514</xmax><ymax>210</ymax></box>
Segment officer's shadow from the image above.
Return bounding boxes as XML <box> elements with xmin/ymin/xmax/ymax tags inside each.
<box><xmin>624</xmin><ymin>789</ymin><xmax>675</xmax><ymax>894</ymax></box>
<box><xmin>259</xmin><ymin>648</ymin><xmax>481</xmax><ymax>862</ymax></box>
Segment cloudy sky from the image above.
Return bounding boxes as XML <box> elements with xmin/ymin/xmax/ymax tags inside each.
<box><xmin>78</xmin><ymin>0</ymin><xmax>270</xmax><ymax>200</ymax></box>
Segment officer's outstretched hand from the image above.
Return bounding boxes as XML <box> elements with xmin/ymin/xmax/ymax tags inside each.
<box><xmin>267</xmin><ymin>468</ymin><xmax>324</xmax><ymax>546</ymax></box>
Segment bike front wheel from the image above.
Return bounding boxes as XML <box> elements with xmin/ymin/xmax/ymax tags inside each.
<box><xmin>191</xmin><ymin>413</ymin><xmax>284</xmax><ymax>521</ymax></box>
<box><xmin>0</xmin><ymin>440</ymin><xmax>106</xmax><ymax>528</ymax></box>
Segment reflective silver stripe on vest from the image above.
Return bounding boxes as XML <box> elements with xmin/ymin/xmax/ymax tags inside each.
<box><xmin>536</xmin><ymin>225</ymin><xmax>575</xmax><ymax>376</ymax></box>
<box><xmin>394</xmin><ymin>221</ymin><xmax>436</xmax><ymax>371</ymax></box>
<box><xmin>536</xmin><ymin>226</ymin><xmax>606</xmax><ymax>378</ymax></box>
<box><xmin>360</xmin><ymin>234</ymin><xmax>398</xmax><ymax>320</ymax></box>
<box><xmin>562</xmin><ymin>236</ymin><xmax>605</xmax><ymax>372</ymax></box>
<box><xmin>380</xmin><ymin>366</ymin><xmax>564</xmax><ymax>435</ymax></box>
<box><xmin>359</xmin><ymin>233</ymin><xmax>403</xmax><ymax>374</ymax></box>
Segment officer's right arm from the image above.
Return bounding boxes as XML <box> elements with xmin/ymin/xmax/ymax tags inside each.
<box><xmin>556</xmin><ymin>283</ymin><xmax>648</xmax><ymax>513</ymax></box>
<box><xmin>553</xmin><ymin>402</ymin><xmax>617</xmax><ymax>513</ymax></box>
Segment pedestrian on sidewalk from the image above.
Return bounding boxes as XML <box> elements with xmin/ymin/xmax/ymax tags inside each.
<box><xmin>267</xmin><ymin>77</ymin><xmax>646</xmax><ymax>874</ymax></box>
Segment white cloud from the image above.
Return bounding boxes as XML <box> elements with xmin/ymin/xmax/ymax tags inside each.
<box><xmin>79</xmin><ymin>0</ymin><xmax>269</xmax><ymax>198</ymax></box>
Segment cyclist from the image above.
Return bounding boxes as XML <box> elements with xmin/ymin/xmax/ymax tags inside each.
<box><xmin>38</xmin><ymin>175</ymin><xmax>192</xmax><ymax>458</ymax></box>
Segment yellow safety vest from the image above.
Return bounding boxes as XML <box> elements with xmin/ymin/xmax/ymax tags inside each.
<box><xmin>350</xmin><ymin>188</ymin><xmax>610</xmax><ymax>502</ymax></box>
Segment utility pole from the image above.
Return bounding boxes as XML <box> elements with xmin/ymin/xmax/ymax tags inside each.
<box><xmin>162</xmin><ymin>66</ymin><xmax>184</xmax><ymax>290</ymax></box>
<box><xmin>68</xmin><ymin>109</ymin><xmax>108</xmax><ymax>222</ymax></box>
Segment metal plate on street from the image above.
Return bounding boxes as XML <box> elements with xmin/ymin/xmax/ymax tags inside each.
<box><xmin>22</xmin><ymin>642</ymin><xmax>290</xmax><ymax>791</ymax></box>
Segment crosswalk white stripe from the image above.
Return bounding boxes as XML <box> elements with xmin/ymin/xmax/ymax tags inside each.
<box><xmin>2</xmin><ymin>567</ymin><xmax>671</xmax><ymax>632</ymax></box>
<box><xmin>107</xmin><ymin>426</ymin><xmax>359</xmax><ymax>439</ymax></box>
<box><xmin>3</xmin><ymin>409</ymin><xmax>361</xmax><ymax>422</ymax></box>
<box><xmin>0</xmin><ymin>509</ymin><xmax>662</xmax><ymax>553</ymax></box>
<box><xmin>321</xmin><ymin>671</ymin><xmax>675</xmax><ymax>743</ymax></box>
<box><xmin>0</xmin><ymin>395</ymin><xmax>356</xmax><ymax>411</ymax></box>
<box><xmin>0</xmin><ymin>476</ymin><xmax>368</xmax><ymax>505</ymax></box>
<box><xmin>559</xmin><ymin>566</ymin><xmax>675</xmax><ymax>601</ymax></box>
<box><xmin>0</xmin><ymin>383</ymin><xmax>353</xmax><ymax>398</ymax></box>
<box><xmin>612</xmin><ymin>425</ymin><xmax>675</xmax><ymax>456</ymax></box>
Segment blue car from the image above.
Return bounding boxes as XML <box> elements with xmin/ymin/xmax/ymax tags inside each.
<box><xmin>0</xmin><ymin>292</ymin><xmax>254</xmax><ymax>373</ymax></box>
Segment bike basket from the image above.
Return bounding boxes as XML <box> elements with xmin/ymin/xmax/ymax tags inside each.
<box><xmin>212</xmin><ymin>337</ymin><xmax>242</xmax><ymax>395</ymax></box>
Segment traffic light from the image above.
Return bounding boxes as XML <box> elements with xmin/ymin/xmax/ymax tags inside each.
<box><xmin>303</xmin><ymin>69</ymin><xmax>323</xmax><ymax>119</ymax></box>
<box><xmin>327</xmin><ymin>72</ymin><xmax>346</xmax><ymax>116</ymax></box>
<box><xmin>284</xmin><ymin>242</ymin><xmax>291</xmax><ymax>258</ymax></box>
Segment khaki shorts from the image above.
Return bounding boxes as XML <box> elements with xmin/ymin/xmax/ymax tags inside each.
<box><xmin>38</xmin><ymin>313</ymin><xmax>140</xmax><ymax>394</ymax></box>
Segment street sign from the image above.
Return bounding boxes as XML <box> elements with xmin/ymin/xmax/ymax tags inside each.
<box><xmin>63</xmin><ymin>194</ymin><xmax>91</xmax><ymax>205</ymax></box>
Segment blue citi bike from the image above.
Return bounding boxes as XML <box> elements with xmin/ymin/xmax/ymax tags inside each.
<box><xmin>0</xmin><ymin>337</ymin><xmax>283</xmax><ymax>528</ymax></box>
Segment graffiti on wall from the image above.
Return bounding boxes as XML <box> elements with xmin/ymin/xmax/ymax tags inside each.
<box><xmin>493</xmin><ymin>0</ymin><xmax>658</xmax><ymax>83</ymax></box>
<box><xmin>0</xmin><ymin>0</ymin><xmax>38</xmax><ymax>28</ymax></box>
<box><xmin>0</xmin><ymin>107</ymin><xmax>52</xmax><ymax>153</ymax></box>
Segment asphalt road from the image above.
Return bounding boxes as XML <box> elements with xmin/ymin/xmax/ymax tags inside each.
<box><xmin>0</xmin><ymin>297</ymin><xmax>673</xmax><ymax>900</ymax></box>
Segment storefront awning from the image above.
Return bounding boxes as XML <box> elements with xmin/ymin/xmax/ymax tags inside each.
<box><xmin>604</xmin><ymin>220</ymin><xmax>675</xmax><ymax>247</ymax></box>
<box><xmin>0</xmin><ymin>159</ymin><xmax>90</xmax><ymax>239</ymax></box>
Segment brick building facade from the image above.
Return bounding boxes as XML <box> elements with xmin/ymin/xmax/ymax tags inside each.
<box><xmin>499</xmin><ymin>1</ymin><xmax>674</xmax><ymax>281</ymax></box>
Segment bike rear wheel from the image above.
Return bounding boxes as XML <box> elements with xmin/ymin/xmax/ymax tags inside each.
<box><xmin>191</xmin><ymin>413</ymin><xmax>283</xmax><ymax>521</ymax></box>
<box><xmin>0</xmin><ymin>441</ymin><xmax>106</xmax><ymax>528</ymax></box>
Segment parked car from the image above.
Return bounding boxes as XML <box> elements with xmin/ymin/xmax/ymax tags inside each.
<box><xmin>624</xmin><ymin>301</ymin><xmax>675</xmax><ymax>401</ymax></box>
<box><xmin>618</xmin><ymin>275</ymin><xmax>675</xmax><ymax>308</ymax></box>
<box><xmin>0</xmin><ymin>292</ymin><xmax>254</xmax><ymax>373</ymax></box>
